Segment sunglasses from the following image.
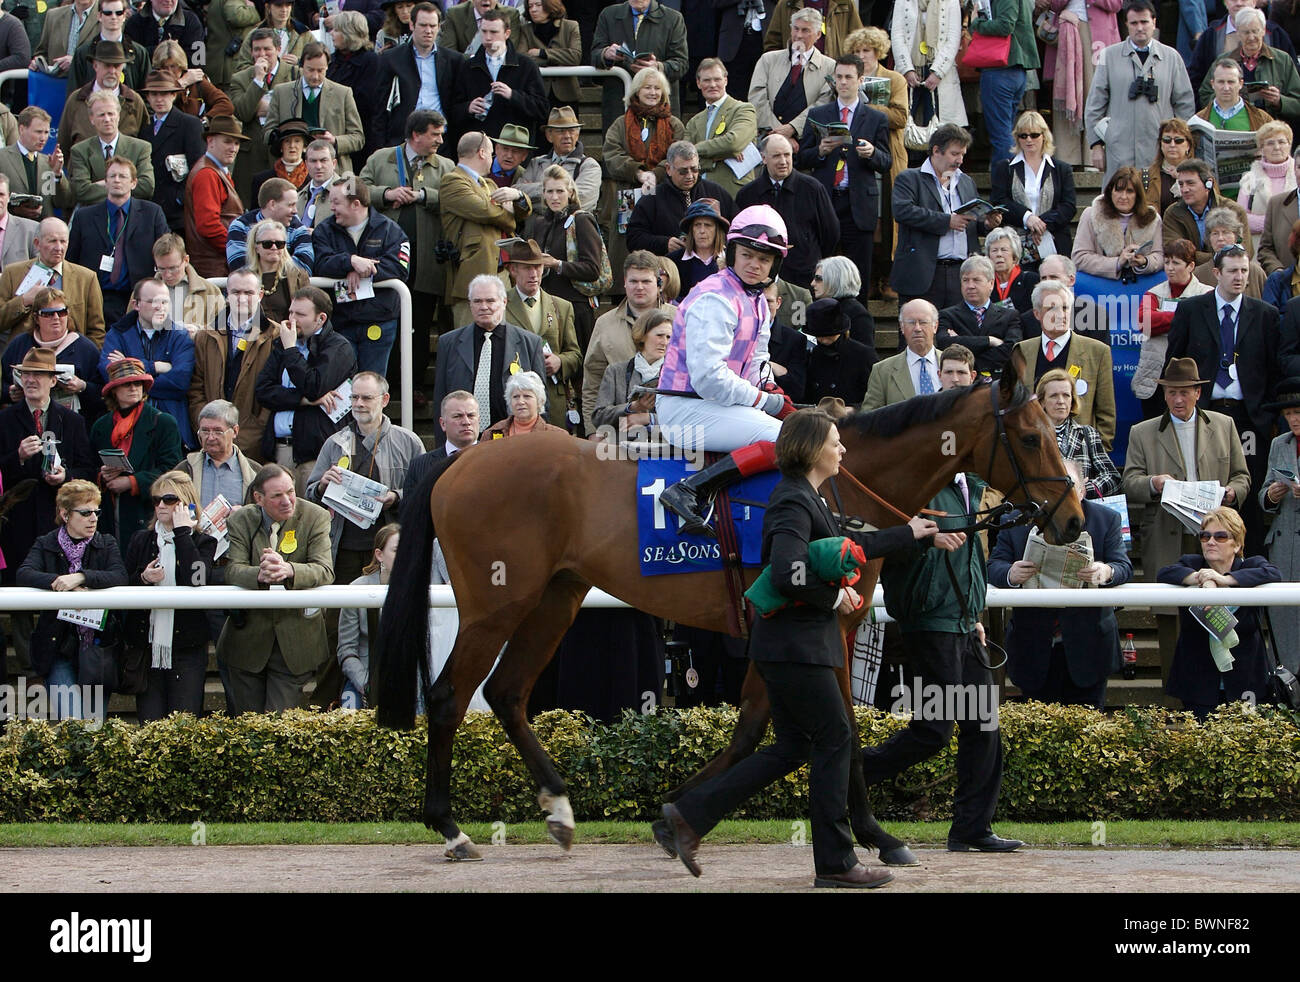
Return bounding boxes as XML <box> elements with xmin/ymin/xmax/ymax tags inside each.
<box><xmin>1161</xmin><ymin>135</ymin><xmax>1187</xmax><ymax>144</ymax></box>
<box><xmin>152</xmin><ymin>494</ymin><xmax>182</xmax><ymax>506</ymax></box>
<box><xmin>257</xmin><ymin>240</ymin><xmax>286</xmax><ymax>249</ymax></box>
<box><xmin>100</xmin><ymin>7</ymin><xmax>125</xmax><ymax>14</ymax></box>
<box><xmin>1016</xmin><ymin>132</ymin><xmax>1042</xmax><ymax>139</ymax></box>
<box><xmin>72</xmin><ymin>508</ymin><xmax>102</xmax><ymax>517</ymax></box>
<box><xmin>38</xmin><ymin>308</ymin><xmax>69</xmax><ymax>317</ymax></box>
<box><xmin>1199</xmin><ymin>530</ymin><xmax>1234</xmax><ymax>543</ymax></box>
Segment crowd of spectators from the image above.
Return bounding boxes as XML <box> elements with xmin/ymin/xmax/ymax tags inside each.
<box><xmin>0</xmin><ymin>0</ymin><xmax>1299</xmax><ymax>723</ymax></box>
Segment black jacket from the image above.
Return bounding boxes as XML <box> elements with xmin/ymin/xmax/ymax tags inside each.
<box><xmin>937</xmin><ymin>301</ymin><xmax>1024</xmax><ymax>375</ymax></box>
<box><xmin>311</xmin><ymin>208</ymin><xmax>410</xmax><ymax>328</ymax></box>
<box><xmin>451</xmin><ymin>42</ymin><xmax>550</xmax><ymax>146</ymax></box>
<box><xmin>796</xmin><ymin>101</ymin><xmax>892</xmax><ymax>233</ymax></box>
<box><xmin>123</xmin><ymin>524</ymin><xmax>218</xmax><ymax>649</ymax></box>
<box><xmin>255</xmin><ymin>320</ymin><xmax>358</xmax><ymax>463</ymax></box>
<box><xmin>328</xmin><ymin>48</ymin><xmax>385</xmax><ymax>164</ymax></box>
<box><xmin>67</xmin><ymin>198</ymin><xmax>170</xmax><ymax>297</ymax></box>
<box><xmin>735</xmin><ymin>170</ymin><xmax>839</xmax><ymax>289</ymax></box>
<box><xmin>751</xmin><ymin>476</ymin><xmax>913</xmax><ymax>667</ymax></box>
<box><xmin>626</xmin><ymin>177</ymin><xmax>736</xmax><ymax>256</ymax></box>
<box><xmin>377</xmin><ymin>42</ymin><xmax>463</xmax><ymax>148</ymax></box>
<box><xmin>768</xmin><ymin>319</ymin><xmax>808</xmax><ymax>404</ymax></box>
<box><xmin>837</xmin><ymin>296</ymin><xmax>876</xmax><ymax>350</ymax></box>
<box><xmin>123</xmin><ymin>2</ymin><xmax>204</xmax><ymax>58</ymax></box>
<box><xmin>0</xmin><ymin>401</ymin><xmax>97</xmax><ymax>583</ymax></box>
<box><xmin>804</xmin><ymin>335</ymin><xmax>876</xmax><ymax>407</ymax></box>
<box><xmin>18</xmin><ymin>529</ymin><xmax>127</xmax><ymax>676</ymax></box>
<box><xmin>989</xmin><ymin>156</ymin><xmax>1077</xmax><ymax>260</ymax></box>
<box><xmin>146</xmin><ymin>109</ymin><xmax>206</xmax><ymax>233</ymax></box>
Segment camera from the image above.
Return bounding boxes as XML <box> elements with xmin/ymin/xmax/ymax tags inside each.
<box><xmin>434</xmin><ymin>239</ymin><xmax>461</xmax><ymax>264</ymax></box>
<box><xmin>1118</xmin><ymin>264</ymin><xmax>1139</xmax><ymax>286</ymax></box>
<box><xmin>225</xmin><ymin>38</ymin><xmax>241</xmax><ymax>56</ymax></box>
<box><xmin>1128</xmin><ymin>74</ymin><xmax>1159</xmax><ymax>103</ymax></box>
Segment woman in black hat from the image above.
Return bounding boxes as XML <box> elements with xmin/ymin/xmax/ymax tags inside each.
<box><xmin>1260</xmin><ymin>379</ymin><xmax>1300</xmax><ymax>676</ymax></box>
<box><xmin>376</xmin><ymin>0</ymin><xmax>414</xmax><ymax>52</ymax></box>
<box><xmin>252</xmin><ymin>118</ymin><xmax>311</xmax><ymax>200</ymax></box>
<box><xmin>801</xmin><ymin>297</ymin><xmax>877</xmax><ymax>408</ymax></box>
<box><xmin>667</xmin><ymin>198</ymin><xmax>728</xmax><ymax>302</ymax></box>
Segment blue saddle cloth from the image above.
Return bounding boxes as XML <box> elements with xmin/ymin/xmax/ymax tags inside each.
<box><xmin>636</xmin><ymin>459</ymin><xmax>779</xmax><ymax>576</ymax></box>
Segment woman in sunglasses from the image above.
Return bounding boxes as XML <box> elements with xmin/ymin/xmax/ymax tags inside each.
<box><xmin>1138</xmin><ymin>118</ymin><xmax>1194</xmax><ymax>216</ymax></box>
<box><xmin>17</xmin><ymin>479</ymin><xmax>127</xmax><ymax>720</ymax></box>
<box><xmin>1158</xmin><ymin>506</ymin><xmax>1280</xmax><ymax>720</ymax></box>
<box><xmin>0</xmin><ymin>287</ymin><xmax>106</xmax><ymax>424</ymax></box>
<box><xmin>990</xmin><ymin>110</ymin><xmax>1076</xmax><ymax>266</ymax></box>
<box><xmin>246</xmin><ymin>218</ymin><xmax>309</xmax><ymax>324</ymax></box>
<box><xmin>123</xmin><ymin>471</ymin><xmax>217</xmax><ymax>723</ymax></box>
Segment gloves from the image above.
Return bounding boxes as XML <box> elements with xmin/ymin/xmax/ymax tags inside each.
<box><xmin>759</xmin><ymin>380</ymin><xmax>796</xmax><ymax>419</ymax></box>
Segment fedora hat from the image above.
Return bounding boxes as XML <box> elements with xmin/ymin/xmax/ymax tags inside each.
<box><xmin>16</xmin><ymin>348</ymin><xmax>60</xmax><ymax>376</ymax></box>
<box><xmin>506</xmin><ymin>238</ymin><xmax>549</xmax><ymax>265</ymax></box>
<box><xmin>679</xmin><ymin>197</ymin><xmax>729</xmax><ymax>235</ymax></box>
<box><xmin>91</xmin><ymin>40</ymin><xmax>129</xmax><ymax>65</ymax></box>
<box><xmin>140</xmin><ymin>69</ymin><xmax>182</xmax><ymax>93</ymax></box>
<box><xmin>494</xmin><ymin>124</ymin><xmax>535</xmax><ymax>151</ymax></box>
<box><xmin>1265</xmin><ymin>377</ymin><xmax>1300</xmax><ymax>412</ymax></box>
<box><xmin>102</xmin><ymin>357</ymin><xmax>154</xmax><ymax>398</ymax></box>
<box><xmin>204</xmin><ymin>115</ymin><xmax>250</xmax><ymax>142</ymax></box>
<box><xmin>801</xmin><ymin>297</ymin><xmax>848</xmax><ymax>338</ymax></box>
<box><xmin>269</xmin><ymin>117</ymin><xmax>311</xmax><ymax>154</ymax></box>
<box><xmin>1156</xmin><ymin>357</ymin><xmax>1209</xmax><ymax>388</ymax></box>
<box><xmin>544</xmin><ymin>106</ymin><xmax>582</xmax><ymax>130</ymax></box>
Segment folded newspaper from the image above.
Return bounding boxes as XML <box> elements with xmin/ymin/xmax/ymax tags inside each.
<box><xmin>323</xmin><ymin>468</ymin><xmax>388</xmax><ymax>530</ymax></box>
<box><xmin>1021</xmin><ymin>529</ymin><xmax>1094</xmax><ymax>589</ymax></box>
<box><xmin>1191</xmin><ymin>604</ymin><xmax>1238</xmax><ymax>644</ymax></box>
<box><xmin>198</xmin><ymin>493</ymin><xmax>233</xmax><ymax>560</ymax></box>
<box><xmin>1160</xmin><ymin>479</ymin><xmax>1225</xmax><ymax>534</ymax></box>
<box><xmin>1187</xmin><ymin>116</ymin><xmax>1256</xmax><ymax>194</ymax></box>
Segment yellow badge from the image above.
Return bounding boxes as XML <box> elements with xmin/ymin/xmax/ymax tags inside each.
<box><xmin>509</xmin><ymin>353</ymin><xmax>521</xmax><ymax>375</ymax></box>
<box><xmin>36</xmin><ymin>0</ymin><xmax>47</xmax><ymax>11</ymax></box>
<box><xmin>336</xmin><ymin>455</ymin><xmax>350</xmax><ymax>470</ymax></box>
<box><xmin>1068</xmin><ymin>364</ymin><xmax>1082</xmax><ymax>379</ymax></box>
<box><xmin>919</xmin><ymin>40</ymin><xmax>931</xmax><ymax>56</ymax></box>
<box><xmin>367</xmin><ymin>324</ymin><xmax>382</xmax><ymax>341</ymax></box>
<box><xmin>279</xmin><ymin>529</ymin><xmax>298</xmax><ymax>554</ymax></box>
<box><xmin>236</xmin><ymin>338</ymin><xmax>248</xmax><ymax>351</ymax></box>
<box><xmin>492</xmin><ymin>431</ymin><xmax>504</xmax><ymax>440</ymax></box>
<box><xmin>714</xmin><ymin>121</ymin><xmax>726</xmax><ymax>136</ymax></box>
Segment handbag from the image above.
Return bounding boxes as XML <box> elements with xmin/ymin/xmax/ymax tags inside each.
<box><xmin>959</xmin><ymin>30</ymin><xmax>1011</xmax><ymax>69</ymax></box>
<box><xmin>1261</xmin><ymin>611</ymin><xmax>1300</xmax><ymax>710</ymax></box>
<box><xmin>565</xmin><ymin>212</ymin><xmax>613</xmax><ymax>298</ymax></box>
<box><xmin>76</xmin><ymin>618</ymin><xmax>120</xmax><ymax>693</ymax></box>
<box><xmin>903</xmin><ymin>89</ymin><xmax>942</xmax><ymax>151</ymax></box>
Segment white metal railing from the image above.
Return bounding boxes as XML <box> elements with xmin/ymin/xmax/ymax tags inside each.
<box><xmin>0</xmin><ymin>69</ymin><xmax>27</xmax><ymax>88</ymax></box>
<box><xmin>540</xmin><ymin>65</ymin><xmax>633</xmax><ymax>103</ymax></box>
<box><xmin>7</xmin><ymin>582</ymin><xmax>1300</xmax><ymax>611</ymax></box>
<box><xmin>206</xmin><ymin>277</ymin><xmax>413</xmax><ymax>432</ymax></box>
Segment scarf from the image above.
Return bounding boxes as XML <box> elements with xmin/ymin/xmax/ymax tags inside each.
<box><xmin>508</xmin><ymin>414</ymin><xmax>543</xmax><ymax>436</ymax></box>
<box><xmin>919</xmin><ymin>0</ymin><xmax>943</xmax><ymax>67</ymax></box>
<box><xmin>148</xmin><ymin>525</ymin><xmax>176</xmax><ymax>669</ymax></box>
<box><xmin>531</xmin><ymin>19</ymin><xmax>559</xmax><ymax>45</ymax></box>
<box><xmin>274</xmin><ymin>157</ymin><xmax>308</xmax><ymax>188</ymax></box>
<box><xmin>57</xmin><ymin>526</ymin><xmax>95</xmax><ymax>649</ymax></box>
<box><xmin>33</xmin><ymin>330</ymin><xmax>79</xmax><ymax>356</ymax></box>
<box><xmin>632</xmin><ymin>352</ymin><xmax>662</xmax><ymax>383</ymax></box>
<box><xmin>994</xmin><ymin>265</ymin><xmax>1021</xmax><ymax>301</ymax></box>
<box><xmin>1052</xmin><ymin>11</ymin><xmax>1085</xmax><ymax>126</ymax></box>
<box><xmin>110</xmin><ymin>402</ymin><xmax>144</xmax><ymax>459</ymax></box>
<box><xmin>625</xmin><ymin>98</ymin><xmax>673</xmax><ymax>169</ymax></box>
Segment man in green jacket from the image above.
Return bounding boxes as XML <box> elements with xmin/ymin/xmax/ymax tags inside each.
<box><xmin>968</xmin><ymin>0</ymin><xmax>1039</xmax><ymax>168</ymax></box>
<box><xmin>865</xmin><ymin>346</ymin><xmax>1022</xmax><ymax>853</ymax></box>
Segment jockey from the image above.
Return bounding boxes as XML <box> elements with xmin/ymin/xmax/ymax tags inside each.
<box><xmin>657</xmin><ymin>204</ymin><xmax>797</xmax><ymax>537</ymax></box>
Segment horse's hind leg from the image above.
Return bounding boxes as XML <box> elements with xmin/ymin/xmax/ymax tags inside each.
<box><xmin>483</xmin><ymin>576</ymin><xmax>590</xmax><ymax>852</ymax></box>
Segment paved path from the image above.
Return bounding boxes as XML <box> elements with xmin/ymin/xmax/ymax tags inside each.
<box><xmin>4</xmin><ymin>844</ymin><xmax>1299</xmax><ymax>892</ymax></box>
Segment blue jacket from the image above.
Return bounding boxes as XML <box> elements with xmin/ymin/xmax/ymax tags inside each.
<box><xmin>1263</xmin><ymin>265</ymin><xmax>1295</xmax><ymax>317</ymax></box>
<box><xmin>311</xmin><ymin>207</ymin><xmax>410</xmax><ymax>328</ymax></box>
<box><xmin>99</xmin><ymin>314</ymin><xmax>196</xmax><ymax>447</ymax></box>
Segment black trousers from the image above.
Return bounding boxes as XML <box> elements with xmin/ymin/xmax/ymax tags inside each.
<box><xmin>136</xmin><ymin>644</ymin><xmax>208</xmax><ymax>723</ymax></box>
<box><xmin>671</xmin><ymin>624</ymin><xmax>748</xmax><ymax>709</ymax></box>
<box><xmin>673</xmin><ymin>659</ymin><xmax>857</xmax><ymax>876</ymax></box>
<box><xmin>1017</xmin><ymin>641</ymin><xmax>1107</xmax><ymax>711</ymax></box>
<box><xmin>832</xmin><ymin>190</ymin><xmax>873</xmax><ymax>306</ymax></box>
<box><xmin>862</xmin><ymin>630</ymin><xmax>1003</xmax><ymax>841</ymax></box>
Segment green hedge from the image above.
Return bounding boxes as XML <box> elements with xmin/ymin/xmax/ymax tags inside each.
<box><xmin>1</xmin><ymin>702</ymin><xmax>1298</xmax><ymax>823</ymax></box>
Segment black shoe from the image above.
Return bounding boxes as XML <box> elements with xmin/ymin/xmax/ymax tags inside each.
<box><xmin>658</xmin><ymin>453</ymin><xmax>745</xmax><ymax>538</ymax></box>
<box><xmin>947</xmin><ymin>834</ymin><xmax>1023</xmax><ymax>853</ymax></box>
<box><xmin>660</xmin><ymin>803</ymin><xmax>702</xmax><ymax>877</ymax></box>
<box><xmin>813</xmin><ymin>864</ymin><xmax>894</xmax><ymax>888</ymax></box>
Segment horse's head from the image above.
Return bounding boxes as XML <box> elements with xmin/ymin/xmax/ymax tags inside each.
<box><xmin>974</xmin><ymin>349</ymin><xmax>1084</xmax><ymax>545</ymax></box>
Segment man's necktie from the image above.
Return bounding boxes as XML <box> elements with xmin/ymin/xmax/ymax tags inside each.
<box><xmin>32</xmin><ymin>408</ymin><xmax>42</xmax><ymax>435</ymax></box>
<box><xmin>975</xmin><ymin>306</ymin><xmax>985</xmax><ymax>328</ymax></box>
<box><xmin>110</xmin><ymin>207</ymin><xmax>126</xmax><ymax>285</ymax></box>
<box><xmin>104</xmin><ymin>144</ymin><xmax>113</xmax><ymax>161</ymax></box>
<box><xmin>1218</xmin><ymin>304</ymin><xmax>1236</xmax><ymax>388</ymax></box>
<box><xmin>834</xmin><ymin>106</ymin><xmax>850</xmax><ymax>188</ymax></box>
<box><xmin>154</xmin><ymin>116</ymin><xmax>163</xmax><ymax>135</ymax></box>
<box><xmin>705</xmin><ymin>102</ymin><xmax>719</xmax><ymax>138</ymax></box>
<box><xmin>917</xmin><ymin>357</ymin><xmax>935</xmax><ymax>394</ymax></box>
<box><xmin>955</xmin><ymin>472</ymin><xmax>970</xmax><ymax>511</ymax></box>
<box><xmin>270</xmin><ymin>521</ymin><xmax>281</xmax><ymax>552</ymax></box>
<box><xmin>473</xmin><ymin>332</ymin><xmax>494</xmax><ymax>425</ymax></box>
<box><xmin>524</xmin><ymin>295</ymin><xmax>536</xmax><ymax>308</ymax></box>
<box><xmin>50</xmin><ymin>270</ymin><xmax>61</xmax><ymax>290</ymax></box>
<box><xmin>790</xmin><ymin>56</ymin><xmax>803</xmax><ymax>85</ymax></box>
<box><xmin>1046</xmin><ymin>339</ymin><xmax>1057</xmax><ymax>361</ymax></box>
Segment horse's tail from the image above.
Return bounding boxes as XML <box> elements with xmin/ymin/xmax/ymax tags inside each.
<box><xmin>374</xmin><ymin>453</ymin><xmax>459</xmax><ymax>729</ymax></box>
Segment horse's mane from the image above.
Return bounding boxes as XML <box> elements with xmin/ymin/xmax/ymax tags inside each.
<box><xmin>843</xmin><ymin>379</ymin><xmax>1033</xmax><ymax>440</ymax></box>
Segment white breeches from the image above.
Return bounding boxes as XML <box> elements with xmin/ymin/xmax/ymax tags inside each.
<box><xmin>657</xmin><ymin>396</ymin><xmax>781</xmax><ymax>452</ymax></box>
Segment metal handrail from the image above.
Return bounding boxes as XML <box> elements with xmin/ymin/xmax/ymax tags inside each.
<box><xmin>539</xmin><ymin>65</ymin><xmax>633</xmax><ymax>103</ymax></box>
<box><xmin>0</xmin><ymin>68</ymin><xmax>28</xmax><ymax>88</ymax></box>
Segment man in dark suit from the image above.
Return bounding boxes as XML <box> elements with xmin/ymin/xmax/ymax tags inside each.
<box><xmin>67</xmin><ymin>156</ymin><xmax>170</xmax><ymax>325</ymax></box>
<box><xmin>140</xmin><ymin>69</ymin><xmax>204</xmax><ymax>235</ymax></box>
<box><xmin>402</xmin><ymin>389</ymin><xmax>480</xmax><ymax>511</ymax></box>
<box><xmin>122</xmin><ymin>0</ymin><xmax>203</xmax><ymax>59</ymax></box>
<box><xmin>797</xmin><ymin>53</ymin><xmax>891</xmax><ymax>305</ymax></box>
<box><xmin>987</xmin><ymin>459</ymin><xmax>1133</xmax><ymax>710</ymax></box>
<box><xmin>451</xmin><ymin>8</ymin><xmax>549</xmax><ymax>144</ymax></box>
<box><xmin>626</xmin><ymin>141</ymin><xmax>736</xmax><ymax>256</ymax></box>
<box><xmin>936</xmin><ymin>255</ymin><xmax>1023</xmax><ymax>376</ymax></box>
<box><xmin>736</xmin><ymin>132</ymin><xmax>838</xmax><ymax>290</ymax></box>
<box><xmin>1166</xmin><ymin>243</ymin><xmax>1282</xmax><ymax>554</ymax></box>
<box><xmin>1018</xmin><ymin>254</ymin><xmax>1111</xmax><ymax>346</ymax></box>
<box><xmin>891</xmin><ymin>123</ymin><xmax>1003</xmax><ymax>313</ymax></box>
<box><xmin>377</xmin><ymin>2</ymin><xmax>462</xmax><ymax>149</ymax></box>
<box><xmin>432</xmin><ymin>273</ymin><xmax>546</xmax><ymax>441</ymax></box>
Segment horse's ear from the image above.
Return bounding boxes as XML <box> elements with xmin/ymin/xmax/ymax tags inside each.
<box><xmin>1002</xmin><ymin>344</ymin><xmax>1027</xmax><ymax>401</ymax></box>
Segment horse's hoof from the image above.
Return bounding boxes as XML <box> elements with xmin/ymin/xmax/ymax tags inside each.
<box><xmin>444</xmin><ymin>840</ymin><xmax>483</xmax><ymax>862</ymax></box>
<box><xmin>879</xmin><ymin>844</ymin><xmax>920</xmax><ymax>867</ymax></box>
<box><xmin>546</xmin><ymin>817</ymin><xmax>574</xmax><ymax>852</ymax></box>
<box><xmin>652</xmin><ymin>818</ymin><xmax>678</xmax><ymax>859</ymax></box>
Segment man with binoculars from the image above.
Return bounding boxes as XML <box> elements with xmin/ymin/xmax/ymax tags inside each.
<box><xmin>1084</xmin><ymin>0</ymin><xmax>1195</xmax><ymax>181</ymax></box>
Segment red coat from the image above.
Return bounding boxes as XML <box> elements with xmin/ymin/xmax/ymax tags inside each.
<box><xmin>184</xmin><ymin>155</ymin><xmax>244</xmax><ymax>277</ymax></box>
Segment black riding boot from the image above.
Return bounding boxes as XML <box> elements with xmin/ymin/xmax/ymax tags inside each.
<box><xmin>659</xmin><ymin>456</ymin><xmax>745</xmax><ymax>538</ymax></box>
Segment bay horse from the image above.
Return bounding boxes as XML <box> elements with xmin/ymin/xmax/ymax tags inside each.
<box><xmin>375</xmin><ymin>361</ymin><xmax>1084</xmax><ymax>862</ymax></box>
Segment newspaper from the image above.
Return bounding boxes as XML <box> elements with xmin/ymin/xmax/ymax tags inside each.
<box><xmin>1274</xmin><ymin>468</ymin><xmax>1300</xmax><ymax>493</ymax></box>
<box><xmin>861</xmin><ymin>76</ymin><xmax>892</xmax><ymax>108</ymax></box>
<box><xmin>1160</xmin><ymin>479</ymin><xmax>1225</xmax><ymax>534</ymax></box>
<box><xmin>808</xmin><ymin>117</ymin><xmax>852</xmax><ymax>147</ymax></box>
<box><xmin>1021</xmin><ymin>529</ymin><xmax>1094</xmax><ymax>589</ymax></box>
<box><xmin>1097</xmin><ymin>493</ymin><xmax>1132</xmax><ymax>547</ymax></box>
<box><xmin>98</xmin><ymin>448</ymin><xmax>134</xmax><ymax>474</ymax></box>
<box><xmin>724</xmin><ymin>142</ymin><xmax>763</xmax><ymax>180</ymax></box>
<box><xmin>322</xmin><ymin>378</ymin><xmax>353</xmax><ymax>424</ymax></box>
<box><xmin>1191</xmin><ymin>604</ymin><xmax>1238</xmax><ymax>644</ymax></box>
<box><xmin>1187</xmin><ymin>117</ymin><xmax>1257</xmax><ymax>194</ymax></box>
<box><xmin>57</xmin><ymin>608</ymin><xmax>107</xmax><ymax>631</ymax></box>
<box><xmin>322</xmin><ymin>468</ymin><xmax>388</xmax><ymax>530</ymax></box>
<box><xmin>333</xmin><ymin>277</ymin><xmax>374</xmax><ymax>305</ymax></box>
<box><xmin>14</xmin><ymin>263</ymin><xmax>53</xmax><ymax>297</ymax></box>
<box><xmin>199</xmin><ymin>493</ymin><xmax>234</xmax><ymax>560</ymax></box>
